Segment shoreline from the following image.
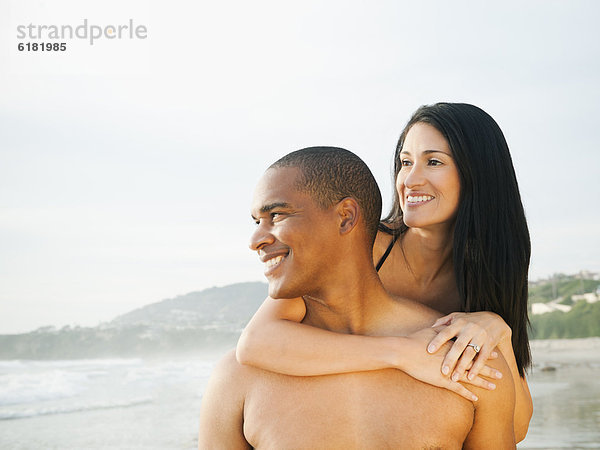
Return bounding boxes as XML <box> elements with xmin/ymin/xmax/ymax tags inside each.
<box><xmin>529</xmin><ymin>337</ymin><xmax>600</xmax><ymax>367</ymax></box>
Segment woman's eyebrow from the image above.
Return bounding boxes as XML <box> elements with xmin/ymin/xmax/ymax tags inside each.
<box><xmin>401</xmin><ymin>149</ymin><xmax>452</xmax><ymax>156</ymax></box>
<box><xmin>423</xmin><ymin>149</ymin><xmax>452</xmax><ymax>156</ymax></box>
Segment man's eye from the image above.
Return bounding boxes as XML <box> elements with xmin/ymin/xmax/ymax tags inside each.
<box><xmin>271</xmin><ymin>212</ymin><xmax>283</xmax><ymax>220</ymax></box>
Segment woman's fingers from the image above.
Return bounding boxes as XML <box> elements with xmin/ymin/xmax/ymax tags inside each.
<box><xmin>467</xmin><ymin>348</ymin><xmax>496</xmax><ymax>380</ymax></box>
<box><xmin>478</xmin><ymin>364</ymin><xmax>503</xmax><ymax>380</ymax></box>
<box><xmin>452</xmin><ymin>346</ymin><xmax>483</xmax><ymax>381</ymax></box>
<box><xmin>427</xmin><ymin>320</ymin><xmax>465</xmax><ymax>354</ymax></box>
<box><xmin>460</xmin><ymin>372</ymin><xmax>497</xmax><ymax>391</ymax></box>
<box><xmin>447</xmin><ymin>380</ymin><xmax>479</xmax><ymax>402</ymax></box>
<box><xmin>440</xmin><ymin>328</ymin><xmax>475</xmax><ymax>376</ymax></box>
<box><xmin>452</xmin><ymin>330</ymin><xmax>488</xmax><ymax>379</ymax></box>
<box><xmin>430</xmin><ymin>313</ymin><xmax>456</xmax><ymax>329</ymax></box>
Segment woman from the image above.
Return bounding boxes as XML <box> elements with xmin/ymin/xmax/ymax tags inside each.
<box><xmin>236</xmin><ymin>103</ymin><xmax>533</xmax><ymax>441</ymax></box>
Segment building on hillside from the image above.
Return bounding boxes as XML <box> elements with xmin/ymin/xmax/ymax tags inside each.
<box><xmin>572</xmin><ymin>293</ymin><xmax>599</xmax><ymax>303</ymax></box>
<box><xmin>575</xmin><ymin>271</ymin><xmax>600</xmax><ymax>280</ymax></box>
<box><xmin>531</xmin><ymin>302</ymin><xmax>572</xmax><ymax>315</ymax></box>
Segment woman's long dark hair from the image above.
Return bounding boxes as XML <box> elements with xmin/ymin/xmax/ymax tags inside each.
<box><xmin>383</xmin><ymin>103</ymin><xmax>531</xmax><ymax>376</ymax></box>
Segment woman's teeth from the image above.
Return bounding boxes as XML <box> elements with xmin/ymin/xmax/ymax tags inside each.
<box><xmin>265</xmin><ymin>255</ymin><xmax>284</xmax><ymax>268</ymax></box>
<box><xmin>407</xmin><ymin>195</ymin><xmax>433</xmax><ymax>203</ymax></box>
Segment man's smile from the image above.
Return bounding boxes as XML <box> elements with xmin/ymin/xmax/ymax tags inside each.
<box><xmin>260</xmin><ymin>251</ymin><xmax>289</xmax><ymax>275</ymax></box>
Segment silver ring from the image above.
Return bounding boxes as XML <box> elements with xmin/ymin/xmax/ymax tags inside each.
<box><xmin>467</xmin><ymin>343</ymin><xmax>481</xmax><ymax>353</ymax></box>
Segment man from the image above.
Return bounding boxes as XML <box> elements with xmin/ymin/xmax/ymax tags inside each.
<box><xmin>198</xmin><ymin>147</ymin><xmax>515</xmax><ymax>449</ymax></box>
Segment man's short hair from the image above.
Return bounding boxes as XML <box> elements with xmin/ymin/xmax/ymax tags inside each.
<box><xmin>269</xmin><ymin>147</ymin><xmax>382</xmax><ymax>244</ymax></box>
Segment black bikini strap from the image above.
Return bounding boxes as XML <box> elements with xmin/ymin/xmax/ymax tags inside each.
<box><xmin>375</xmin><ymin>233</ymin><xmax>399</xmax><ymax>272</ymax></box>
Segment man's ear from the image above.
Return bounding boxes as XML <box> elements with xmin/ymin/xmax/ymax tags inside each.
<box><xmin>336</xmin><ymin>197</ymin><xmax>360</xmax><ymax>235</ymax></box>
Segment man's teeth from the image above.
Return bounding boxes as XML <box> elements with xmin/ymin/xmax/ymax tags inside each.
<box><xmin>265</xmin><ymin>255</ymin><xmax>284</xmax><ymax>268</ymax></box>
<box><xmin>407</xmin><ymin>195</ymin><xmax>433</xmax><ymax>203</ymax></box>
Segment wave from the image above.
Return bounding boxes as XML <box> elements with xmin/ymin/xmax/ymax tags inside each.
<box><xmin>0</xmin><ymin>397</ymin><xmax>152</xmax><ymax>420</ymax></box>
<box><xmin>0</xmin><ymin>358</ymin><xmax>143</xmax><ymax>370</ymax></box>
<box><xmin>0</xmin><ymin>369</ymin><xmax>90</xmax><ymax>406</ymax></box>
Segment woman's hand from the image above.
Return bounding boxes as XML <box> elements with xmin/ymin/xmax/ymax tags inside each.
<box><xmin>398</xmin><ymin>327</ymin><xmax>502</xmax><ymax>402</ymax></box>
<box><xmin>426</xmin><ymin>311</ymin><xmax>512</xmax><ymax>382</ymax></box>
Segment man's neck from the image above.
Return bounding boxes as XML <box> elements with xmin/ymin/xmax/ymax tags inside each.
<box><xmin>301</xmin><ymin>265</ymin><xmax>393</xmax><ymax>335</ymax></box>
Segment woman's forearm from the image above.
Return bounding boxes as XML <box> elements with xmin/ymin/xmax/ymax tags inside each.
<box><xmin>496</xmin><ymin>337</ymin><xmax>533</xmax><ymax>443</ymax></box>
<box><xmin>237</xmin><ymin>311</ymin><xmax>491</xmax><ymax>402</ymax></box>
<box><xmin>237</xmin><ymin>296</ymin><xmax>404</xmax><ymax>375</ymax></box>
<box><xmin>237</xmin><ymin>318</ymin><xmax>399</xmax><ymax>375</ymax></box>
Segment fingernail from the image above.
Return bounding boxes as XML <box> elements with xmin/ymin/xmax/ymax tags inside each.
<box><xmin>451</xmin><ymin>372</ymin><xmax>459</xmax><ymax>382</ymax></box>
<box><xmin>427</xmin><ymin>344</ymin><xmax>436</xmax><ymax>353</ymax></box>
<box><xmin>442</xmin><ymin>365</ymin><xmax>450</xmax><ymax>375</ymax></box>
<box><xmin>489</xmin><ymin>383</ymin><xmax>496</xmax><ymax>390</ymax></box>
<box><xmin>496</xmin><ymin>371</ymin><xmax>503</xmax><ymax>379</ymax></box>
<box><xmin>472</xmin><ymin>395</ymin><xmax>478</xmax><ymax>401</ymax></box>
<box><xmin>468</xmin><ymin>373</ymin><xmax>474</xmax><ymax>381</ymax></box>
<box><xmin>491</xmin><ymin>351</ymin><xmax>498</xmax><ymax>358</ymax></box>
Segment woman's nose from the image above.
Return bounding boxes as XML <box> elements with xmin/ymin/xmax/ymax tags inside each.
<box><xmin>402</xmin><ymin>164</ymin><xmax>425</xmax><ymax>188</ymax></box>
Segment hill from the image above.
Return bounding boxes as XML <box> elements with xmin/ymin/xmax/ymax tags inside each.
<box><xmin>110</xmin><ymin>281</ymin><xmax>268</xmax><ymax>331</ymax></box>
<box><xmin>528</xmin><ymin>274</ymin><xmax>600</xmax><ymax>304</ymax></box>
<box><xmin>2</xmin><ymin>274</ymin><xmax>599</xmax><ymax>360</ymax></box>
<box><xmin>0</xmin><ymin>282</ymin><xmax>268</xmax><ymax>360</ymax></box>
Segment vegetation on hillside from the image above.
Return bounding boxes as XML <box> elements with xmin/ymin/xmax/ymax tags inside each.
<box><xmin>528</xmin><ymin>275</ymin><xmax>599</xmax><ymax>304</ymax></box>
<box><xmin>530</xmin><ymin>301</ymin><xmax>600</xmax><ymax>339</ymax></box>
<box><xmin>2</xmin><ymin>275</ymin><xmax>600</xmax><ymax>359</ymax></box>
<box><xmin>528</xmin><ymin>274</ymin><xmax>600</xmax><ymax>339</ymax></box>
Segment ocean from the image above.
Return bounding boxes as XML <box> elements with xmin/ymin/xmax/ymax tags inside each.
<box><xmin>0</xmin><ymin>358</ymin><xmax>213</xmax><ymax>449</ymax></box>
<box><xmin>1</xmin><ymin>339</ymin><xmax>599</xmax><ymax>449</ymax></box>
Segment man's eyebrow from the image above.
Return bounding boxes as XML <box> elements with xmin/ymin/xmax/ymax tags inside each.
<box><xmin>260</xmin><ymin>202</ymin><xmax>293</xmax><ymax>213</ymax></box>
<box><xmin>251</xmin><ymin>202</ymin><xmax>294</xmax><ymax>219</ymax></box>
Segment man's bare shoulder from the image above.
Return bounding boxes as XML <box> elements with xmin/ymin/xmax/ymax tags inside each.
<box><xmin>464</xmin><ymin>351</ymin><xmax>516</xmax><ymax>449</ymax></box>
<box><xmin>200</xmin><ymin>348</ymin><xmax>261</xmax><ymax>411</ymax></box>
<box><xmin>198</xmin><ymin>349</ymin><xmax>255</xmax><ymax>449</ymax></box>
<box><xmin>472</xmin><ymin>350</ymin><xmax>514</xmax><ymax>403</ymax></box>
<box><xmin>380</xmin><ymin>293</ymin><xmax>442</xmax><ymax>334</ymax></box>
<box><xmin>210</xmin><ymin>349</ymin><xmax>254</xmax><ymax>384</ymax></box>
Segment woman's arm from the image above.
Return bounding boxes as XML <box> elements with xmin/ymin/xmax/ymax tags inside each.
<box><xmin>237</xmin><ymin>296</ymin><xmax>399</xmax><ymax>375</ymax></box>
<box><xmin>427</xmin><ymin>312</ymin><xmax>533</xmax><ymax>443</ymax></box>
<box><xmin>236</xmin><ymin>297</ymin><xmax>499</xmax><ymax>401</ymax></box>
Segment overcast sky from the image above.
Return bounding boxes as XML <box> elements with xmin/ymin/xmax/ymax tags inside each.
<box><xmin>1</xmin><ymin>0</ymin><xmax>599</xmax><ymax>334</ymax></box>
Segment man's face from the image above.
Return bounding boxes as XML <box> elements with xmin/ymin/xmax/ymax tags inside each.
<box><xmin>249</xmin><ymin>167</ymin><xmax>339</xmax><ymax>299</ymax></box>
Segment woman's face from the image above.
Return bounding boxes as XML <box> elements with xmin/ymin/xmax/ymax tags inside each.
<box><xmin>396</xmin><ymin>122</ymin><xmax>461</xmax><ymax>231</ymax></box>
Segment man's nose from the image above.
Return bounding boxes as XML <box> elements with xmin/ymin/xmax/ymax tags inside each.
<box><xmin>249</xmin><ymin>222</ymin><xmax>275</xmax><ymax>251</ymax></box>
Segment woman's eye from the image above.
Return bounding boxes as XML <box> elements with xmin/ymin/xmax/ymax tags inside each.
<box><xmin>401</xmin><ymin>159</ymin><xmax>412</xmax><ymax>167</ymax></box>
<box><xmin>428</xmin><ymin>159</ymin><xmax>443</xmax><ymax>166</ymax></box>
